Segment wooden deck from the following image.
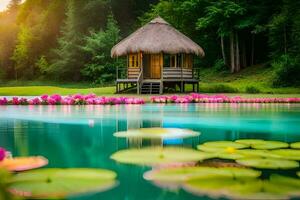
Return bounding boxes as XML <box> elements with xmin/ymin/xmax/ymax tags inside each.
<box><xmin>116</xmin><ymin>67</ymin><xmax>200</xmax><ymax>94</ymax></box>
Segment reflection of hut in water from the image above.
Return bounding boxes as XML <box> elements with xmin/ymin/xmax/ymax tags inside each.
<box><xmin>115</xmin><ymin>105</ymin><xmax>163</xmax><ymax>131</ymax></box>
<box><xmin>115</xmin><ymin>127</ymin><xmax>201</xmax><ymax>149</ymax></box>
<box><xmin>113</xmin><ymin>105</ymin><xmax>202</xmax><ymax>148</ymax></box>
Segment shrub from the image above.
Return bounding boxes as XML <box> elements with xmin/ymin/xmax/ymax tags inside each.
<box><xmin>272</xmin><ymin>55</ymin><xmax>300</xmax><ymax>87</ymax></box>
<box><xmin>213</xmin><ymin>59</ymin><xmax>227</xmax><ymax>72</ymax></box>
<box><xmin>245</xmin><ymin>86</ymin><xmax>260</xmax><ymax>94</ymax></box>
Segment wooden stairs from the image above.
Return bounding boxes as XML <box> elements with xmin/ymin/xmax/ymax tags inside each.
<box><xmin>140</xmin><ymin>81</ymin><xmax>161</xmax><ymax>94</ymax></box>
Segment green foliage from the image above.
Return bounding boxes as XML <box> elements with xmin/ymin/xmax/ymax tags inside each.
<box><xmin>81</xmin><ymin>15</ymin><xmax>122</xmax><ymax>84</ymax></box>
<box><xmin>245</xmin><ymin>86</ymin><xmax>260</xmax><ymax>94</ymax></box>
<box><xmin>49</xmin><ymin>0</ymin><xmax>110</xmax><ymax>81</ymax></box>
<box><xmin>35</xmin><ymin>56</ymin><xmax>49</xmax><ymax>75</ymax></box>
<box><xmin>213</xmin><ymin>59</ymin><xmax>227</xmax><ymax>72</ymax></box>
<box><xmin>272</xmin><ymin>55</ymin><xmax>300</xmax><ymax>87</ymax></box>
<box><xmin>11</xmin><ymin>25</ymin><xmax>33</xmax><ymax>79</ymax></box>
<box><xmin>196</xmin><ymin>0</ymin><xmax>247</xmax><ymax>36</ymax></box>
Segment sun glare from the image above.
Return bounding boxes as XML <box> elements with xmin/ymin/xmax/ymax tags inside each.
<box><xmin>0</xmin><ymin>0</ymin><xmax>25</xmax><ymax>12</ymax></box>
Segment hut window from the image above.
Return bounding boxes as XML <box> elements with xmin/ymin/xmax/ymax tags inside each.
<box><xmin>170</xmin><ymin>55</ymin><xmax>177</xmax><ymax>68</ymax></box>
<box><xmin>163</xmin><ymin>55</ymin><xmax>170</xmax><ymax>68</ymax></box>
<box><xmin>183</xmin><ymin>54</ymin><xmax>193</xmax><ymax>68</ymax></box>
<box><xmin>177</xmin><ymin>54</ymin><xmax>183</xmax><ymax>68</ymax></box>
<box><xmin>128</xmin><ymin>54</ymin><xmax>139</xmax><ymax>68</ymax></box>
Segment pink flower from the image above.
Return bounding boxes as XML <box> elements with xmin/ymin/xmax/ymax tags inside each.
<box><xmin>86</xmin><ymin>98</ymin><xmax>95</xmax><ymax>105</ymax></box>
<box><xmin>84</xmin><ymin>94</ymin><xmax>96</xmax><ymax>100</ymax></box>
<box><xmin>50</xmin><ymin>94</ymin><xmax>62</xmax><ymax>102</ymax></box>
<box><xmin>0</xmin><ymin>98</ymin><xmax>8</xmax><ymax>105</ymax></box>
<box><xmin>0</xmin><ymin>147</ymin><xmax>6</xmax><ymax>161</ymax></box>
<box><xmin>41</xmin><ymin>95</ymin><xmax>49</xmax><ymax>101</ymax></box>
<box><xmin>29</xmin><ymin>97</ymin><xmax>41</xmax><ymax>105</ymax></box>
<box><xmin>11</xmin><ymin>97</ymin><xmax>20</xmax><ymax>105</ymax></box>
<box><xmin>47</xmin><ymin>98</ymin><xmax>57</xmax><ymax>105</ymax></box>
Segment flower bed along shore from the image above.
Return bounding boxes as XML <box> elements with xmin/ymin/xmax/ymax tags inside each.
<box><xmin>151</xmin><ymin>93</ymin><xmax>300</xmax><ymax>104</ymax></box>
<box><xmin>1</xmin><ymin>93</ymin><xmax>300</xmax><ymax>106</ymax></box>
<box><xmin>0</xmin><ymin>94</ymin><xmax>145</xmax><ymax>105</ymax></box>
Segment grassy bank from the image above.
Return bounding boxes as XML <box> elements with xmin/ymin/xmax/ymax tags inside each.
<box><xmin>199</xmin><ymin>64</ymin><xmax>300</xmax><ymax>94</ymax></box>
<box><xmin>0</xmin><ymin>65</ymin><xmax>299</xmax><ymax>96</ymax></box>
<box><xmin>0</xmin><ymin>86</ymin><xmax>115</xmax><ymax>96</ymax></box>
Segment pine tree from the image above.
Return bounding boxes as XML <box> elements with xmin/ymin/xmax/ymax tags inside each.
<box><xmin>49</xmin><ymin>0</ymin><xmax>109</xmax><ymax>81</ymax></box>
<box><xmin>81</xmin><ymin>15</ymin><xmax>122</xmax><ymax>84</ymax></box>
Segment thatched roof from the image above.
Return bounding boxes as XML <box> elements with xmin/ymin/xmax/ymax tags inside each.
<box><xmin>111</xmin><ymin>17</ymin><xmax>205</xmax><ymax>58</ymax></box>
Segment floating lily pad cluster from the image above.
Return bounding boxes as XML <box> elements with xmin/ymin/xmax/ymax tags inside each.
<box><xmin>111</xmin><ymin>138</ymin><xmax>300</xmax><ymax>200</ymax></box>
<box><xmin>144</xmin><ymin>167</ymin><xmax>300</xmax><ymax>199</ymax></box>
<box><xmin>197</xmin><ymin>139</ymin><xmax>300</xmax><ymax>169</ymax></box>
<box><xmin>0</xmin><ymin>148</ymin><xmax>118</xmax><ymax>199</ymax></box>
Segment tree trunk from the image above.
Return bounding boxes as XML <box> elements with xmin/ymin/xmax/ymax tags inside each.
<box><xmin>230</xmin><ymin>31</ymin><xmax>235</xmax><ymax>73</ymax></box>
<box><xmin>284</xmin><ymin>24</ymin><xmax>287</xmax><ymax>54</ymax></box>
<box><xmin>221</xmin><ymin>36</ymin><xmax>227</xmax><ymax>65</ymax></box>
<box><xmin>235</xmin><ymin>32</ymin><xmax>240</xmax><ymax>72</ymax></box>
<box><xmin>251</xmin><ymin>34</ymin><xmax>255</xmax><ymax>66</ymax></box>
<box><xmin>241</xmin><ymin>37</ymin><xmax>247</xmax><ymax>68</ymax></box>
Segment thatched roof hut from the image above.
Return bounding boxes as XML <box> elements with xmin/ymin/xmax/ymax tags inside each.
<box><xmin>111</xmin><ymin>17</ymin><xmax>205</xmax><ymax>58</ymax></box>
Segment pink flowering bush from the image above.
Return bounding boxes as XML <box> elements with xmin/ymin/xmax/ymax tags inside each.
<box><xmin>0</xmin><ymin>94</ymin><xmax>145</xmax><ymax>106</ymax></box>
<box><xmin>151</xmin><ymin>93</ymin><xmax>300</xmax><ymax>104</ymax></box>
<box><xmin>0</xmin><ymin>93</ymin><xmax>299</xmax><ymax>106</ymax></box>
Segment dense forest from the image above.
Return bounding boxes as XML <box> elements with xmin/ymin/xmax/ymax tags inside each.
<box><xmin>0</xmin><ymin>0</ymin><xmax>299</xmax><ymax>86</ymax></box>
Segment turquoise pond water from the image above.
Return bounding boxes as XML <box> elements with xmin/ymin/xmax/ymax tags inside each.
<box><xmin>0</xmin><ymin>103</ymin><xmax>300</xmax><ymax>200</ymax></box>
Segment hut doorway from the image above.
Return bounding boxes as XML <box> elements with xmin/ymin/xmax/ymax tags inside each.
<box><xmin>143</xmin><ymin>54</ymin><xmax>162</xmax><ymax>79</ymax></box>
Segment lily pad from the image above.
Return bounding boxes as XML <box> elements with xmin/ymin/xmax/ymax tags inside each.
<box><xmin>271</xmin><ymin>149</ymin><xmax>300</xmax><ymax>160</ymax></box>
<box><xmin>110</xmin><ymin>147</ymin><xmax>214</xmax><ymax>166</ymax></box>
<box><xmin>0</xmin><ymin>156</ymin><xmax>48</xmax><ymax>172</ymax></box>
<box><xmin>183</xmin><ymin>178</ymin><xmax>293</xmax><ymax>200</ymax></box>
<box><xmin>235</xmin><ymin>139</ymin><xmax>266</xmax><ymax>146</ymax></box>
<box><xmin>236</xmin><ymin>158</ymin><xmax>299</xmax><ymax>169</ymax></box>
<box><xmin>237</xmin><ymin>149</ymin><xmax>281</xmax><ymax>159</ymax></box>
<box><xmin>144</xmin><ymin>167</ymin><xmax>261</xmax><ymax>182</ymax></box>
<box><xmin>250</xmin><ymin>141</ymin><xmax>289</xmax><ymax>150</ymax></box>
<box><xmin>269</xmin><ymin>174</ymin><xmax>300</xmax><ymax>190</ymax></box>
<box><xmin>197</xmin><ymin>141</ymin><xmax>249</xmax><ymax>152</ymax></box>
<box><xmin>183</xmin><ymin>178</ymin><xmax>272</xmax><ymax>200</ymax></box>
<box><xmin>9</xmin><ymin>168</ymin><xmax>117</xmax><ymax>199</ymax></box>
<box><xmin>214</xmin><ymin>151</ymin><xmax>246</xmax><ymax>160</ymax></box>
<box><xmin>291</xmin><ymin>142</ymin><xmax>300</xmax><ymax>149</ymax></box>
<box><xmin>114</xmin><ymin>128</ymin><xmax>200</xmax><ymax>139</ymax></box>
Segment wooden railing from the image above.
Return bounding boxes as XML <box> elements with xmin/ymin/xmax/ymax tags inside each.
<box><xmin>192</xmin><ymin>67</ymin><xmax>200</xmax><ymax>80</ymax></box>
<box><xmin>162</xmin><ymin>67</ymin><xmax>200</xmax><ymax>80</ymax></box>
<box><xmin>137</xmin><ymin>67</ymin><xmax>143</xmax><ymax>94</ymax></box>
<box><xmin>116</xmin><ymin>66</ymin><xmax>141</xmax><ymax>80</ymax></box>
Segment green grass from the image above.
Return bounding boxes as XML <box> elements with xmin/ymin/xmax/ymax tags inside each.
<box><xmin>199</xmin><ymin>64</ymin><xmax>300</xmax><ymax>94</ymax></box>
<box><xmin>0</xmin><ymin>86</ymin><xmax>115</xmax><ymax>96</ymax></box>
<box><xmin>0</xmin><ymin>64</ymin><xmax>299</xmax><ymax>97</ymax></box>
